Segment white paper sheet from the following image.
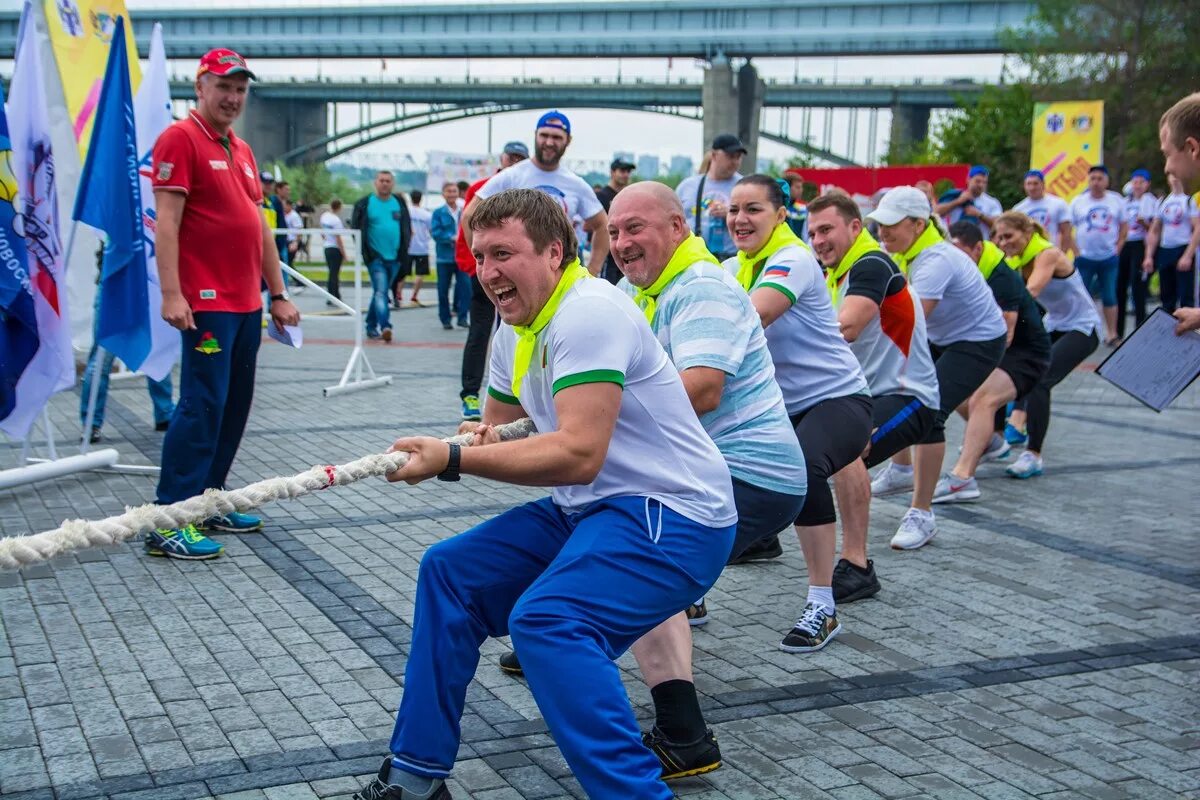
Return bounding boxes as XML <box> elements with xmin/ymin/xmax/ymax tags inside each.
<box><xmin>267</xmin><ymin>322</ymin><xmax>303</xmax><ymax>349</ymax></box>
<box><xmin>1096</xmin><ymin>308</ymin><xmax>1200</xmax><ymax>411</ymax></box>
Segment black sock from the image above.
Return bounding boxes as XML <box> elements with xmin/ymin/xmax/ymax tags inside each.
<box><xmin>651</xmin><ymin>679</ymin><xmax>706</xmax><ymax>743</ymax></box>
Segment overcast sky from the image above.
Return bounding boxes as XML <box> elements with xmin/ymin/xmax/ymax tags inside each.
<box><xmin>4</xmin><ymin>0</ymin><xmax>1008</xmax><ymax>168</ymax></box>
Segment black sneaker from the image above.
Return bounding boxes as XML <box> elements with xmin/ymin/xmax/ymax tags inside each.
<box><xmin>832</xmin><ymin>558</ymin><xmax>880</xmax><ymax>604</ymax></box>
<box><xmin>642</xmin><ymin>726</ymin><xmax>722</xmax><ymax>780</ymax></box>
<box><xmin>727</xmin><ymin>535</ymin><xmax>783</xmax><ymax>565</ymax></box>
<box><xmin>88</xmin><ymin>427</ymin><xmax>102</xmax><ymax>444</ymax></box>
<box><xmin>498</xmin><ymin>650</ymin><xmax>523</xmax><ymax>676</ymax></box>
<box><xmin>353</xmin><ymin>757</ymin><xmax>452</xmax><ymax>800</ymax></box>
<box><xmin>685</xmin><ymin>600</ymin><xmax>708</xmax><ymax>627</ymax></box>
<box><xmin>779</xmin><ymin>602</ymin><xmax>841</xmax><ymax>653</ymax></box>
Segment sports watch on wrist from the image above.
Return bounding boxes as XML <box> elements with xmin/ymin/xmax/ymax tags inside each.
<box><xmin>269</xmin><ymin>291</ymin><xmax>290</xmax><ymax>303</ymax></box>
<box><xmin>437</xmin><ymin>443</ymin><xmax>462</xmax><ymax>482</ymax></box>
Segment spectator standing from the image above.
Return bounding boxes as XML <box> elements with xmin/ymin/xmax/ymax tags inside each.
<box><xmin>146</xmin><ymin>47</ymin><xmax>299</xmax><ymax>559</ymax></box>
<box><xmin>1069</xmin><ymin>165</ymin><xmax>1127</xmax><ymax>344</ymax></box>
<box><xmin>432</xmin><ymin>182</ymin><xmax>469</xmax><ymax>330</ymax></box>
<box><xmin>320</xmin><ymin>198</ymin><xmax>346</xmax><ymax>302</ymax></box>
<box><xmin>351</xmin><ymin>170</ymin><xmax>411</xmax><ymax>342</ymax></box>
<box><xmin>675</xmin><ymin>134</ymin><xmax>746</xmax><ymax>259</ymax></box>
<box><xmin>1013</xmin><ymin>170</ymin><xmax>1072</xmax><ymax>250</ymax></box>
<box><xmin>1142</xmin><ymin>174</ymin><xmax>1200</xmax><ymax>312</ymax></box>
<box><xmin>455</xmin><ymin>141</ymin><xmax>529</xmax><ymax>421</ymax></box>
<box><xmin>1118</xmin><ymin>169</ymin><xmax>1158</xmax><ymax>335</ymax></box>
<box><xmin>935</xmin><ymin>165</ymin><xmax>1003</xmax><ymax>239</ymax></box>
<box><xmin>397</xmin><ymin>189</ymin><xmax>431</xmax><ymax>307</ymax></box>
<box><xmin>283</xmin><ymin>198</ymin><xmax>303</xmax><ymax>270</ymax></box>
<box><xmin>593</xmin><ymin>157</ymin><xmax>635</xmax><ymax>284</ymax></box>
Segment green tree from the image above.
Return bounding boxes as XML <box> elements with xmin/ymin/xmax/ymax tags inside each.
<box><xmin>270</xmin><ymin>163</ymin><xmax>364</xmax><ymax>206</ymax></box>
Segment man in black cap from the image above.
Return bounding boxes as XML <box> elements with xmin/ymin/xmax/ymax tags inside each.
<box><xmin>675</xmin><ymin>134</ymin><xmax>746</xmax><ymax>259</ymax></box>
<box><xmin>594</xmin><ymin>157</ymin><xmax>636</xmax><ymax>283</ymax></box>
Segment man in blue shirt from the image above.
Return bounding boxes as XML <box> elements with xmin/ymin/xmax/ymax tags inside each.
<box><xmin>431</xmin><ymin>182</ymin><xmax>469</xmax><ymax>330</ymax></box>
<box><xmin>352</xmin><ymin>171</ymin><xmax>411</xmax><ymax>341</ymax></box>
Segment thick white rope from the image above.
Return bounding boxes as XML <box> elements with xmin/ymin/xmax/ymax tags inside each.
<box><xmin>0</xmin><ymin>418</ymin><xmax>538</xmax><ymax>570</ymax></box>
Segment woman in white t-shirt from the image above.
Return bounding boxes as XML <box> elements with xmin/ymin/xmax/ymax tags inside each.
<box><xmin>1142</xmin><ymin>175</ymin><xmax>1200</xmax><ymax>313</ymax></box>
<box><xmin>320</xmin><ymin>199</ymin><xmax>346</xmax><ymax>301</ymax></box>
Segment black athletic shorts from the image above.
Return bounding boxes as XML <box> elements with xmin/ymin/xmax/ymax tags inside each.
<box><xmin>727</xmin><ymin>477</ymin><xmax>807</xmax><ymax>563</ymax></box>
<box><xmin>924</xmin><ymin>335</ymin><xmax>1007</xmax><ymax>443</ymax></box>
<box><xmin>864</xmin><ymin>394</ymin><xmax>935</xmax><ymax>468</ymax></box>
<box><xmin>998</xmin><ymin>347</ymin><xmax>1050</xmax><ymax>401</ymax></box>
<box><xmin>789</xmin><ymin>393</ymin><xmax>873</xmax><ymax>527</ymax></box>
<box><xmin>400</xmin><ymin>255</ymin><xmax>431</xmax><ymax>277</ymax></box>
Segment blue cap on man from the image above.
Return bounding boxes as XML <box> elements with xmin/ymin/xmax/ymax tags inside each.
<box><xmin>1132</xmin><ymin>168</ymin><xmax>1152</xmax><ymax>181</ymax></box>
<box><xmin>1024</xmin><ymin>169</ymin><xmax>1045</xmax><ymax>181</ymax></box>
<box><xmin>968</xmin><ymin>165</ymin><xmax>989</xmax><ymax>178</ymax></box>
<box><xmin>536</xmin><ymin>110</ymin><xmax>571</xmax><ymax>136</ymax></box>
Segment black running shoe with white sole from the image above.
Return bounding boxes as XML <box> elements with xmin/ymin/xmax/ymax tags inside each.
<box><xmin>498</xmin><ymin>650</ymin><xmax>523</xmax><ymax>675</ymax></box>
<box><xmin>642</xmin><ymin>726</ymin><xmax>722</xmax><ymax>780</ymax></box>
<box><xmin>353</xmin><ymin>757</ymin><xmax>452</xmax><ymax>800</ymax></box>
<box><xmin>779</xmin><ymin>602</ymin><xmax>841</xmax><ymax>653</ymax></box>
<box><xmin>832</xmin><ymin>558</ymin><xmax>880</xmax><ymax>604</ymax></box>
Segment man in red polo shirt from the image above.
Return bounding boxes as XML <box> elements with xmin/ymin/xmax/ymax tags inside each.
<box><xmin>145</xmin><ymin>48</ymin><xmax>299</xmax><ymax>560</ymax></box>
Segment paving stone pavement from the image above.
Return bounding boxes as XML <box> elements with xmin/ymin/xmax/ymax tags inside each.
<box><xmin>1</xmin><ymin>295</ymin><xmax>1198</xmax><ymax>800</ymax></box>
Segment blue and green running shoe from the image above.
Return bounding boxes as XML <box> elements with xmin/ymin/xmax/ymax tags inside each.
<box><xmin>144</xmin><ymin>524</ymin><xmax>223</xmax><ymax>560</ymax></box>
<box><xmin>200</xmin><ymin>511</ymin><xmax>263</xmax><ymax>533</ymax></box>
<box><xmin>1003</xmin><ymin>423</ymin><xmax>1028</xmax><ymax>446</ymax></box>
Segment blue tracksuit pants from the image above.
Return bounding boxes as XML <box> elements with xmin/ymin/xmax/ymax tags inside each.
<box><xmin>156</xmin><ymin>310</ymin><xmax>261</xmax><ymax>504</ymax></box>
<box><xmin>388</xmin><ymin>495</ymin><xmax>735</xmax><ymax>799</ymax></box>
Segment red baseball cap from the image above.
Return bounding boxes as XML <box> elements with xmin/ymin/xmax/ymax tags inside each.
<box><xmin>197</xmin><ymin>48</ymin><xmax>257</xmax><ymax>80</ymax></box>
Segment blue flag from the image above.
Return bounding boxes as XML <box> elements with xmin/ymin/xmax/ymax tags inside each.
<box><xmin>72</xmin><ymin>16</ymin><xmax>149</xmax><ymax>371</ymax></box>
<box><xmin>0</xmin><ymin>83</ymin><xmax>40</xmax><ymax>422</ymax></box>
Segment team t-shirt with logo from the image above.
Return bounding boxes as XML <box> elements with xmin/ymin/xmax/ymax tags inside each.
<box><xmin>676</xmin><ymin>173</ymin><xmax>742</xmax><ymax>258</ymax></box>
<box><xmin>475</xmin><ymin>159</ymin><xmax>604</xmax><ymax>225</ymax></box>
<box><xmin>619</xmin><ymin>263</ymin><xmax>807</xmax><ymax>497</ymax></box>
<box><xmin>722</xmin><ymin>245</ymin><xmax>868</xmax><ymax>415</ymax></box>
<box><xmin>487</xmin><ymin>279</ymin><xmax>735</xmax><ymax>526</ymax></box>
<box><xmin>1013</xmin><ymin>195</ymin><xmax>1070</xmax><ymax>246</ymax></box>
<box><xmin>1123</xmin><ymin>193</ymin><xmax>1159</xmax><ymax>243</ymax></box>
<box><xmin>906</xmin><ymin>241</ymin><xmax>1008</xmax><ymax>346</ymax></box>
<box><xmin>150</xmin><ymin>110</ymin><xmax>265</xmax><ymax>313</ymax></box>
<box><xmin>1069</xmin><ymin>190</ymin><xmax>1125</xmax><ymax>260</ymax></box>
<box><xmin>833</xmin><ymin>252</ymin><xmax>940</xmax><ymax>411</ymax></box>
<box><xmin>1155</xmin><ymin>192</ymin><xmax>1199</xmax><ymax>249</ymax></box>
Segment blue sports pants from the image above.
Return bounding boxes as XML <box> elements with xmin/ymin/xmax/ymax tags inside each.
<box><xmin>388</xmin><ymin>495</ymin><xmax>735</xmax><ymax>799</ymax></box>
<box><xmin>156</xmin><ymin>310</ymin><xmax>261</xmax><ymax>504</ymax></box>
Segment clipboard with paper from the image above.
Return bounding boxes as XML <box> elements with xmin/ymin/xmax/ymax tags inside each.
<box><xmin>1095</xmin><ymin>308</ymin><xmax>1200</xmax><ymax>411</ymax></box>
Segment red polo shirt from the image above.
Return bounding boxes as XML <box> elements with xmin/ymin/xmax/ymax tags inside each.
<box><xmin>151</xmin><ymin>110</ymin><xmax>264</xmax><ymax>312</ymax></box>
<box><xmin>454</xmin><ymin>175</ymin><xmax>490</xmax><ymax>276</ymax></box>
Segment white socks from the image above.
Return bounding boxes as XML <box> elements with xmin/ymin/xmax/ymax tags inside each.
<box><xmin>807</xmin><ymin>585</ymin><xmax>835</xmax><ymax>613</ymax></box>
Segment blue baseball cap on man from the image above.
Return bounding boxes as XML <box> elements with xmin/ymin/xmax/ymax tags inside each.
<box><xmin>1024</xmin><ymin>169</ymin><xmax>1045</xmax><ymax>181</ymax></box>
<box><xmin>536</xmin><ymin>110</ymin><xmax>571</xmax><ymax>136</ymax></box>
<box><xmin>968</xmin><ymin>165</ymin><xmax>989</xmax><ymax>178</ymax></box>
<box><xmin>1132</xmin><ymin>168</ymin><xmax>1152</xmax><ymax>181</ymax></box>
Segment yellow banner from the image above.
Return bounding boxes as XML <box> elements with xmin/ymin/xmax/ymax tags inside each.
<box><xmin>42</xmin><ymin>0</ymin><xmax>141</xmax><ymax>158</ymax></box>
<box><xmin>1030</xmin><ymin>101</ymin><xmax>1104</xmax><ymax>202</ymax></box>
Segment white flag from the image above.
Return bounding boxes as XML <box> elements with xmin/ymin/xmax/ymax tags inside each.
<box><xmin>133</xmin><ymin>22</ymin><xmax>179</xmax><ymax>382</ymax></box>
<box><xmin>1</xmin><ymin>1</ymin><xmax>74</xmax><ymax>440</ymax></box>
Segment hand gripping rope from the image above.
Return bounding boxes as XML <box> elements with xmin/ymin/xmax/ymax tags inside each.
<box><xmin>0</xmin><ymin>418</ymin><xmax>539</xmax><ymax>570</ymax></box>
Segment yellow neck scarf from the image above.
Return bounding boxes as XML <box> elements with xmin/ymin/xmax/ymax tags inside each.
<box><xmin>511</xmin><ymin>258</ymin><xmax>589</xmax><ymax>399</ymax></box>
<box><xmin>735</xmin><ymin>223</ymin><xmax>808</xmax><ymax>292</ymax></box>
<box><xmin>976</xmin><ymin>240</ymin><xmax>1007</xmax><ymax>280</ymax></box>
<box><xmin>1005</xmin><ymin>232</ymin><xmax>1054</xmax><ymax>270</ymax></box>
<box><xmin>892</xmin><ymin>219</ymin><xmax>944</xmax><ymax>274</ymax></box>
<box><xmin>827</xmin><ymin>228</ymin><xmax>882</xmax><ymax>304</ymax></box>
<box><xmin>633</xmin><ymin>234</ymin><xmax>719</xmax><ymax>323</ymax></box>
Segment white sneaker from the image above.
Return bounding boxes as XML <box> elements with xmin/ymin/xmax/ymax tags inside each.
<box><xmin>871</xmin><ymin>463</ymin><xmax>914</xmax><ymax>497</ymax></box>
<box><xmin>890</xmin><ymin>508</ymin><xmax>937</xmax><ymax>550</ymax></box>
<box><xmin>978</xmin><ymin>433</ymin><xmax>1011</xmax><ymax>463</ymax></box>
<box><xmin>1006</xmin><ymin>451</ymin><xmax>1044</xmax><ymax>479</ymax></box>
<box><xmin>932</xmin><ymin>472</ymin><xmax>981</xmax><ymax>504</ymax></box>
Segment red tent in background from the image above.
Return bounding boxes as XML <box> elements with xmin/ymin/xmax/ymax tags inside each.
<box><xmin>786</xmin><ymin>165</ymin><xmax>970</xmax><ymax>199</ymax></box>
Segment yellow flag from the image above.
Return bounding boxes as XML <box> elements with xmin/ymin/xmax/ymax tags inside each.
<box><xmin>1030</xmin><ymin>101</ymin><xmax>1104</xmax><ymax>202</ymax></box>
<box><xmin>42</xmin><ymin>0</ymin><xmax>142</xmax><ymax>158</ymax></box>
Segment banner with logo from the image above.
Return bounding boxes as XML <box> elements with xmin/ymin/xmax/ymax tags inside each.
<box><xmin>1030</xmin><ymin>101</ymin><xmax>1104</xmax><ymax>202</ymax></box>
<box><xmin>426</xmin><ymin>151</ymin><xmax>497</xmax><ymax>196</ymax></box>
<box><xmin>42</xmin><ymin>0</ymin><xmax>141</xmax><ymax>159</ymax></box>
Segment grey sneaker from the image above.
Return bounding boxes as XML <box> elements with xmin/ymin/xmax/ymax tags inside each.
<box><xmin>353</xmin><ymin>758</ymin><xmax>451</xmax><ymax>800</ymax></box>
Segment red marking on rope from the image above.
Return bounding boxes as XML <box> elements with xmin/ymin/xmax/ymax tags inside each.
<box><xmin>324</xmin><ymin>466</ymin><xmax>337</xmax><ymax>487</ymax></box>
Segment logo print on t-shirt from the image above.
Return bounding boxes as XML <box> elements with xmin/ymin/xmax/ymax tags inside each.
<box><xmin>1085</xmin><ymin>207</ymin><xmax>1112</xmax><ymax>232</ymax></box>
<box><xmin>1163</xmin><ymin>202</ymin><xmax>1185</xmax><ymax>225</ymax></box>
<box><xmin>157</xmin><ymin>162</ymin><xmax>173</xmax><ymax>181</ymax></box>
<box><xmin>533</xmin><ymin>185</ymin><xmax>570</xmax><ymax>215</ymax></box>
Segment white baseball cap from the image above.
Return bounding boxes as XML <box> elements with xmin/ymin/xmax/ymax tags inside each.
<box><xmin>866</xmin><ymin>186</ymin><xmax>931</xmax><ymax>226</ymax></box>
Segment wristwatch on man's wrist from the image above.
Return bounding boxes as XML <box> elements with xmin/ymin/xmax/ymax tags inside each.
<box><xmin>269</xmin><ymin>291</ymin><xmax>290</xmax><ymax>303</ymax></box>
<box><xmin>437</xmin><ymin>443</ymin><xmax>462</xmax><ymax>482</ymax></box>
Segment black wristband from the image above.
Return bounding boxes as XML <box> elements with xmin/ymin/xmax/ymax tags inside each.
<box><xmin>437</xmin><ymin>443</ymin><xmax>461</xmax><ymax>482</ymax></box>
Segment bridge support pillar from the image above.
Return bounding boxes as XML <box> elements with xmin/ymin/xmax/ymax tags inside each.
<box><xmin>703</xmin><ymin>58</ymin><xmax>765</xmax><ymax>169</ymax></box>
<box><xmin>238</xmin><ymin>96</ymin><xmax>327</xmax><ymax>165</ymax></box>
<box><xmin>888</xmin><ymin>104</ymin><xmax>931</xmax><ymax>157</ymax></box>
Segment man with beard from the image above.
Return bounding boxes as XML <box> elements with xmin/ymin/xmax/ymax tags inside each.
<box><xmin>464</xmin><ymin>111</ymin><xmax>608</xmax><ymax>276</ymax></box>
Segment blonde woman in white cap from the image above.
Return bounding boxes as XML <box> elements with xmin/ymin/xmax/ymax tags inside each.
<box><xmin>865</xmin><ymin>187</ymin><xmax>1007</xmax><ymax>549</ymax></box>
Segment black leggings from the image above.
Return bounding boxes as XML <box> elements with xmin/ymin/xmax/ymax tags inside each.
<box><xmin>924</xmin><ymin>335</ymin><xmax>1007</xmax><ymax>444</ymax></box>
<box><xmin>790</xmin><ymin>394</ymin><xmax>873</xmax><ymax>527</ymax></box>
<box><xmin>324</xmin><ymin>247</ymin><xmax>343</xmax><ymax>299</ymax></box>
<box><xmin>1117</xmin><ymin>240</ymin><xmax>1148</xmax><ymax>337</ymax></box>
<box><xmin>1025</xmin><ymin>329</ymin><xmax>1099</xmax><ymax>453</ymax></box>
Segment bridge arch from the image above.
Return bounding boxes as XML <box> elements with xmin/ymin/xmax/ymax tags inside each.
<box><xmin>279</xmin><ymin>103</ymin><xmax>859</xmax><ymax>167</ymax></box>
